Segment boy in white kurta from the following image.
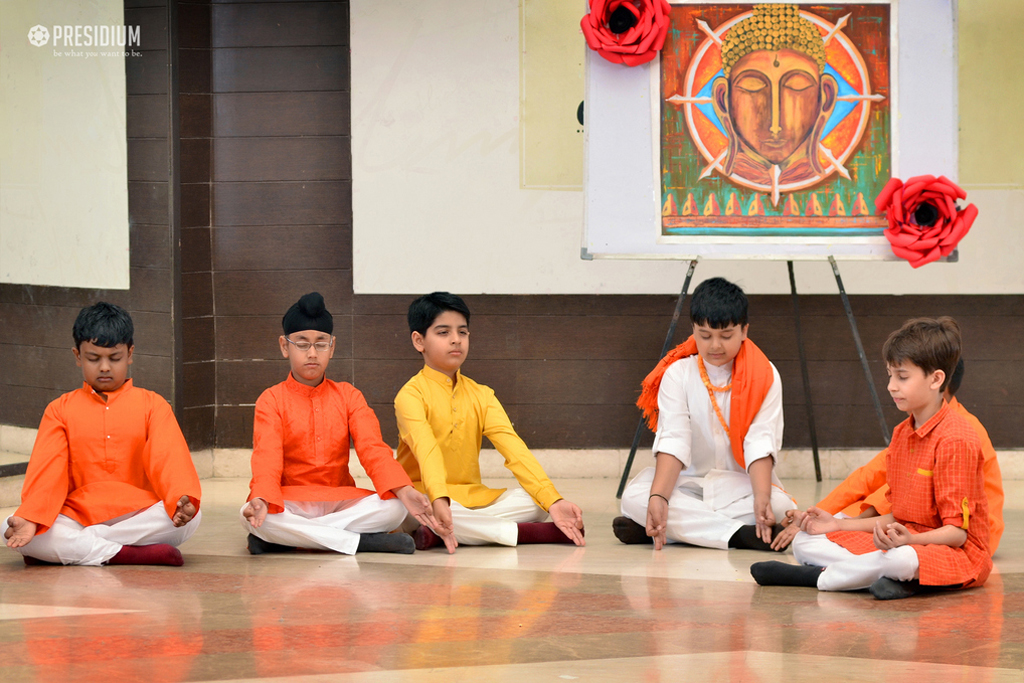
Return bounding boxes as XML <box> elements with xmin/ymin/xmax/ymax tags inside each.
<box><xmin>616</xmin><ymin>277</ymin><xmax>796</xmax><ymax>550</ymax></box>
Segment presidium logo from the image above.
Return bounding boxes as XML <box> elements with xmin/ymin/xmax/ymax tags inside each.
<box><xmin>27</xmin><ymin>23</ymin><xmax>141</xmax><ymax>55</ymax></box>
<box><xmin>27</xmin><ymin>25</ymin><xmax>49</xmax><ymax>47</ymax></box>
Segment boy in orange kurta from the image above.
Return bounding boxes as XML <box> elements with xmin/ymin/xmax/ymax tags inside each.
<box><xmin>752</xmin><ymin>317</ymin><xmax>991</xmax><ymax>600</ymax></box>
<box><xmin>4</xmin><ymin>302</ymin><xmax>201</xmax><ymax>566</ymax></box>
<box><xmin>240</xmin><ymin>292</ymin><xmax>439</xmax><ymax>555</ymax></box>
<box><xmin>771</xmin><ymin>359</ymin><xmax>1004</xmax><ymax>554</ymax></box>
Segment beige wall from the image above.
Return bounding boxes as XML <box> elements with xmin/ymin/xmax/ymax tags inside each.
<box><xmin>0</xmin><ymin>0</ymin><xmax>130</xmax><ymax>289</ymax></box>
<box><xmin>959</xmin><ymin>0</ymin><xmax>1024</xmax><ymax>190</ymax></box>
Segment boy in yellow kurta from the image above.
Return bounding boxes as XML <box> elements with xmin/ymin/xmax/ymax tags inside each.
<box><xmin>395</xmin><ymin>292</ymin><xmax>585</xmax><ymax>552</ymax></box>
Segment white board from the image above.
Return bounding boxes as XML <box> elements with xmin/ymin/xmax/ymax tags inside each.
<box><xmin>0</xmin><ymin>0</ymin><xmax>131</xmax><ymax>289</ymax></box>
<box><xmin>583</xmin><ymin>0</ymin><xmax>958</xmax><ymax>260</ymax></box>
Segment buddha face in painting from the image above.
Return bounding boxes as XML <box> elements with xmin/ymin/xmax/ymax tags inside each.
<box><xmin>711</xmin><ymin>4</ymin><xmax>837</xmax><ymax>180</ymax></box>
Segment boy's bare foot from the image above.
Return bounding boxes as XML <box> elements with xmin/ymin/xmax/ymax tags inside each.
<box><xmin>357</xmin><ymin>532</ymin><xmax>414</xmax><ymax>554</ymax></box>
<box><xmin>750</xmin><ymin>561</ymin><xmax>823</xmax><ymax>587</ymax></box>
<box><xmin>246</xmin><ymin>534</ymin><xmax>295</xmax><ymax>555</ymax></box>
<box><xmin>413</xmin><ymin>525</ymin><xmax>442</xmax><ymax>551</ymax></box>
<box><xmin>517</xmin><ymin>521</ymin><xmax>579</xmax><ymax>544</ymax></box>
<box><xmin>612</xmin><ymin>516</ymin><xmax>653</xmax><ymax>545</ymax></box>
<box><xmin>108</xmin><ymin>544</ymin><xmax>184</xmax><ymax>566</ymax></box>
<box><xmin>728</xmin><ymin>524</ymin><xmax>787</xmax><ymax>552</ymax></box>
<box><xmin>869</xmin><ymin>577</ymin><xmax>920</xmax><ymax>600</ymax></box>
<box><xmin>5</xmin><ymin>516</ymin><xmax>38</xmax><ymax>548</ymax></box>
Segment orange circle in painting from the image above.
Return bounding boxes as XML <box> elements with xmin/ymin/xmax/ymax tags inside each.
<box><xmin>681</xmin><ymin>10</ymin><xmax>875</xmax><ymax>195</ymax></box>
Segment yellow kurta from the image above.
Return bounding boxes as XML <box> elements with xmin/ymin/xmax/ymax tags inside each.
<box><xmin>395</xmin><ymin>366</ymin><xmax>561</xmax><ymax>511</ymax></box>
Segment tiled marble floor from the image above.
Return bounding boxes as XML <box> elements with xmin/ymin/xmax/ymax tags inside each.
<box><xmin>2</xmin><ymin>477</ymin><xmax>1023</xmax><ymax>682</ymax></box>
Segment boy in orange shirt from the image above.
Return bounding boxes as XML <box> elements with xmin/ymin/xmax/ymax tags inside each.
<box><xmin>241</xmin><ymin>292</ymin><xmax>438</xmax><ymax>555</ymax></box>
<box><xmin>752</xmin><ymin>317</ymin><xmax>991</xmax><ymax>600</ymax></box>
<box><xmin>770</xmin><ymin>359</ymin><xmax>1004</xmax><ymax>554</ymax></box>
<box><xmin>4</xmin><ymin>302</ymin><xmax>201</xmax><ymax>566</ymax></box>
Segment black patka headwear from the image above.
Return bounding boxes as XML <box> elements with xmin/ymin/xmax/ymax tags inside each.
<box><xmin>282</xmin><ymin>292</ymin><xmax>333</xmax><ymax>335</ymax></box>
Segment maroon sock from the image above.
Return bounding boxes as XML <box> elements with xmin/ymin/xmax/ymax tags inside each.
<box><xmin>108</xmin><ymin>544</ymin><xmax>184</xmax><ymax>567</ymax></box>
<box><xmin>413</xmin><ymin>526</ymin><xmax>442</xmax><ymax>551</ymax></box>
<box><xmin>516</xmin><ymin>522</ymin><xmax>578</xmax><ymax>545</ymax></box>
<box><xmin>23</xmin><ymin>555</ymin><xmax>59</xmax><ymax>566</ymax></box>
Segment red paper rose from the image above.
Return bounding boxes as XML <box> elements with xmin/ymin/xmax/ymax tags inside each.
<box><xmin>874</xmin><ymin>174</ymin><xmax>978</xmax><ymax>268</ymax></box>
<box><xmin>581</xmin><ymin>0</ymin><xmax>671</xmax><ymax>67</ymax></box>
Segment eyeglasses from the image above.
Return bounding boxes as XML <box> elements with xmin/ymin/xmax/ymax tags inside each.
<box><xmin>285</xmin><ymin>337</ymin><xmax>334</xmax><ymax>352</ymax></box>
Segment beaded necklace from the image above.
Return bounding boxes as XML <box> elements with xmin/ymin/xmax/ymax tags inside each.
<box><xmin>697</xmin><ymin>355</ymin><xmax>731</xmax><ymax>436</ymax></box>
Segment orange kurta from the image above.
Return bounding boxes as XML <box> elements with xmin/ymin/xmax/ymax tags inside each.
<box><xmin>249</xmin><ymin>374</ymin><xmax>412</xmax><ymax>514</ymax></box>
<box><xmin>827</xmin><ymin>403</ymin><xmax>991</xmax><ymax>588</ymax></box>
<box><xmin>817</xmin><ymin>397</ymin><xmax>1004</xmax><ymax>553</ymax></box>
<box><xmin>16</xmin><ymin>380</ymin><xmax>201</xmax><ymax>534</ymax></box>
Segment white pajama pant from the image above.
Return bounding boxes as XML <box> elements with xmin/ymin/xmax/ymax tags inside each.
<box><xmin>402</xmin><ymin>489</ymin><xmax>549</xmax><ymax>546</ymax></box>
<box><xmin>621</xmin><ymin>467</ymin><xmax>797</xmax><ymax>549</ymax></box>
<box><xmin>791</xmin><ymin>531</ymin><xmax>920</xmax><ymax>591</ymax></box>
<box><xmin>5</xmin><ymin>502</ymin><xmax>202</xmax><ymax>566</ymax></box>
<box><xmin>240</xmin><ymin>495</ymin><xmax>407</xmax><ymax>555</ymax></box>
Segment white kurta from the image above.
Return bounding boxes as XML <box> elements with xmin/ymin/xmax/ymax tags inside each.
<box><xmin>621</xmin><ymin>355</ymin><xmax>795</xmax><ymax>548</ymax></box>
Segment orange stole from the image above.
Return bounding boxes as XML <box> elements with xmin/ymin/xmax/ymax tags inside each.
<box><xmin>637</xmin><ymin>336</ymin><xmax>774</xmax><ymax>471</ymax></box>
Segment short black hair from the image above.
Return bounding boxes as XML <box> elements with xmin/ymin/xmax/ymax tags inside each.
<box><xmin>690</xmin><ymin>277</ymin><xmax>748</xmax><ymax>328</ymax></box>
<box><xmin>408</xmin><ymin>292</ymin><xmax>471</xmax><ymax>335</ymax></box>
<box><xmin>946</xmin><ymin>357</ymin><xmax>965</xmax><ymax>397</ymax></box>
<box><xmin>73</xmin><ymin>302</ymin><xmax>134</xmax><ymax>349</ymax></box>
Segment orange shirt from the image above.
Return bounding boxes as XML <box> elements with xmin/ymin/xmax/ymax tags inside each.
<box><xmin>817</xmin><ymin>397</ymin><xmax>1004</xmax><ymax>554</ymax></box>
<box><xmin>16</xmin><ymin>380</ymin><xmax>201</xmax><ymax>534</ymax></box>
<box><xmin>249</xmin><ymin>374</ymin><xmax>412</xmax><ymax>514</ymax></box>
<box><xmin>827</xmin><ymin>404</ymin><xmax>991</xmax><ymax>588</ymax></box>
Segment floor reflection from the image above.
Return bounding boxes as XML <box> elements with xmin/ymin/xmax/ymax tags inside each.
<box><xmin>1</xmin><ymin>477</ymin><xmax>1022</xmax><ymax>682</ymax></box>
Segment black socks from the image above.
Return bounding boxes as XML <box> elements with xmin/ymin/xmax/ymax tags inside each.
<box><xmin>869</xmin><ymin>577</ymin><xmax>921</xmax><ymax>600</ymax></box>
<box><xmin>356</xmin><ymin>532</ymin><xmax>415</xmax><ymax>554</ymax></box>
<box><xmin>248</xmin><ymin>532</ymin><xmax>414</xmax><ymax>555</ymax></box>
<box><xmin>750</xmin><ymin>561</ymin><xmax>824</xmax><ymax>587</ymax></box>
<box><xmin>247</xmin><ymin>534</ymin><xmax>295</xmax><ymax>555</ymax></box>
<box><xmin>612</xmin><ymin>516</ymin><xmax>653</xmax><ymax>544</ymax></box>
<box><xmin>728</xmin><ymin>524</ymin><xmax>787</xmax><ymax>552</ymax></box>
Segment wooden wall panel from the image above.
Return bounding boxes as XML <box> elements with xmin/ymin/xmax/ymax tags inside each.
<box><xmin>200</xmin><ymin>1</ymin><xmax>354</xmax><ymax>447</ymax></box>
<box><xmin>178</xmin><ymin>2</ymin><xmax>215</xmax><ymax>447</ymax></box>
<box><xmin>212</xmin><ymin>225</ymin><xmax>351</xmax><ymax>271</ymax></box>
<box><xmin>212</xmin><ymin>137</ymin><xmax>352</xmax><ymax>181</ymax></box>
<box><xmin>212</xmin><ymin>47</ymin><xmax>348</xmax><ymax>92</ymax></box>
<box><xmin>211</xmin><ymin>3</ymin><xmax>348</xmax><ymax>47</ymax></box>
<box><xmin>214</xmin><ymin>270</ymin><xmax>352</xmax><ymax>316</ymax></box>
<box><xmin>128</xmin><ymin>95</ymin><xmax>170</xmax><ymax>137</ymax></box>
<box><xmin>181</xmin><ymin>227</ymin><xmax>212</xmax><ymax>273</ymax></box>
<box><xmin>212</xmin><ymin>181</ymin><xmax>351</xmax><ymax>226</ymax></box>
<box><xmin>213</xmin><ymin>92</ymin><xmax>350</xmax><ymax>137</ymax></box>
